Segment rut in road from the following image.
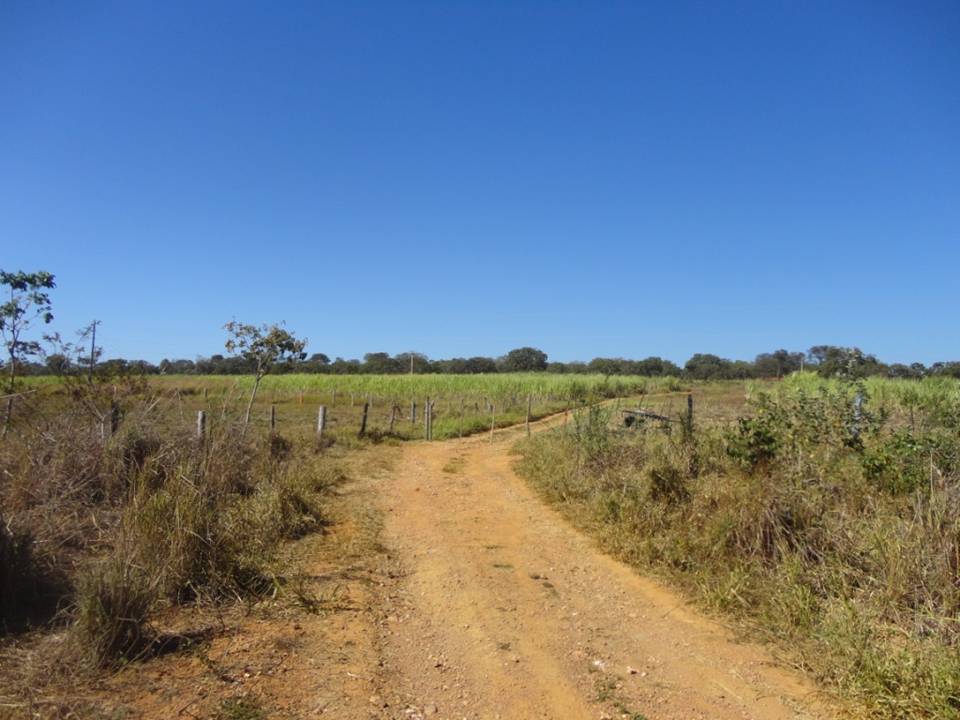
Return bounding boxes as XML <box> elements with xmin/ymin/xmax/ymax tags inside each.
<box><xmin>373</xmin><ymin>415</ymin><xmax>834</xmax><ymax>720</ymax></box>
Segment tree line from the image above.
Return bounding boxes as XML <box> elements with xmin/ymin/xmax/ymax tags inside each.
<box><xmin>20</xmin><ymin>345</ymin><xmax>960</xmax><ymax>381</ymax></box>
<box><xmin>3</xmin><ymin>270</ymin><xmax>959</xmax><ymax>385</ymax></box>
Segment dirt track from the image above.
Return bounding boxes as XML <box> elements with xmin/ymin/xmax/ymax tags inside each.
<box><xmin>373</xmin><ymin>415</ymin><xmax>833</xmax><ymax>720</ymax></box>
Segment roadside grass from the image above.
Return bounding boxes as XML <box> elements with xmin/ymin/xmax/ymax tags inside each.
<box><xmin>515</xmin><ymin>376</ymin><xmax>960</xmax><ymax>719</ymax></box>
<box><xmin>0</xmin><ymin>383</ymin><xmax>354</xmax><ymax>719</ymax></box>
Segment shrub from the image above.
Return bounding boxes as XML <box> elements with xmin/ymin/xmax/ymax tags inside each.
<box><xmin>72</xmin><ymin>548</ymin><xmax>157</xmax><ymax>667</ymax></box>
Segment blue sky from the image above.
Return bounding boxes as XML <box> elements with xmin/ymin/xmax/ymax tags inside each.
<box><xmin>2</xmin><ymin>2</ymin><xmax>958</xmax><ymax>365</ymax></box>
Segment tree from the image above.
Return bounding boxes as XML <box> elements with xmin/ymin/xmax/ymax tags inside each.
<box><xmin>808</xmin><ymin>345</ymin><xmax>885</xmax><ymax>379</ymax></box>
<box><xmin>499</xmin><ymin>347</ymin><xmax>548</xmax><ymax>372</ymax></box>
<box><xmin>224</xmin><ymin>321</ymin><xmax>307</xmax><ymax>436</ymax></box>
<box><xmin>394</xmin><ymin>352</ymin><xmax>430</xmax><ymax>374</ymax></box>
<box><xmin>684</xmin><ymin>353</ymin><xmax>731</xmax><ymax>380</ymax></box>
<box><xmin>754</xmin><ymin>349</ymin><xmax>804</xmax><ymax>378</ymax></box>
<box><xmin>0</xmin><ymin>270</ymin><xmax>55</xmax><ymax>432</ymax></box>
<box><xmin>362</xmin><ymin>352</ymin><xmax>401</xmax><ymax>374</ymax></box>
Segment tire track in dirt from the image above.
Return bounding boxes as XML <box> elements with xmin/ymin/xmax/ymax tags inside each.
<box><xmin>373</xmin><ymin>416</ymin><xmax>834</xmax><ymax>720</ymax></box>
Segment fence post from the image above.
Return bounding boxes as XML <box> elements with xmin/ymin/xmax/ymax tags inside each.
<box><xmin>270</xmin><ymin>403</ymin><xmax>277</xmax><ymax>432</ymax></box>
<box><xmin>426</xmin><ymin>401</ymin><xmax>433</xmax><ymax>441</ymax></box>
<box><xmin>197</xmin><ymin>410</ymin><xmax>206</xmax><ymax>443</ymax></box>
<box><xmin>358</xmin><ymin>402</ymin><xmax>369</xmax><ymax>438</ymax></box>
<box><xmin>411</xmin><ymin>401</ymin><xmax>417</xmax><ymax>423</ymax></box>
<box><xmin>389</xmin><ymin>405</ymin><xmax>398</xmax><ymax>435</ymax></box>
<box><xmin>490</xmin><ymin>404</ymin><xmax>496</xmax><ymax>443</ymax></box>
<box><xmin>686</xmin><ymin>392</ymin><xmax>694</xmax><ymax>430</ymax></box>
<box><xmin>459</xmin><ymin>397</ymin><xmax>464</xmax><ymax>438</ymax></box>
<box><xmin>317</xmin><ymin>405</ymin><xmax>327</xmax><ymax>440</ymax></box>
<box><xmin>526</xmin><ymin>395</ymin><xmax>532</xmax><ymax>437</ymax></box>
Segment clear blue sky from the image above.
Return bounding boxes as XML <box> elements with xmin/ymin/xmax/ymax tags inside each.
<box><xmin>2</xmin><ymin>2</ymin><xmax>958</xmax><ymax>365</ymax></box>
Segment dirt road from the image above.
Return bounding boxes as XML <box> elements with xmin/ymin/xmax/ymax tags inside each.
<box><xmin>373</xmin><ymin>417</ymin><xmax>832</xmax><ymax>720</ymax></box>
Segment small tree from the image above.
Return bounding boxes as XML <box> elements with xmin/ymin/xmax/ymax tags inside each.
<box><xmin>1</xmin><ymin>270</ymin><xmax>55</xmax><ymax>432</ymax></box>
<box><xmin>224</xmin><ymin>321</ymin><xmax>307</xmax><ymax>436</ymax></box>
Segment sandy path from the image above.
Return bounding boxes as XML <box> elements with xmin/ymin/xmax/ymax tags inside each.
<box><xmin>373</xmin><ymin>416</ymin><xmax>833</xmax><ymax>720</ymax></box>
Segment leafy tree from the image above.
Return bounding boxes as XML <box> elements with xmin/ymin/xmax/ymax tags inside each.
<box><xmin>808</xmin><ymin>345</ymin><xmax>885</xmax><ymax>379</ymax></box>
<box><xmin>394</xmin><ymin>352</ymin><xmax>431</xmax><ymax>374</ymax></box>
<box><xmin>0</xmin><ymin>270</ymin><xmax>55</xmax><ymax>431</ymax></box>
<box><xmin>754</xmin><ymin>349</ymin><xmax>804</xmax><ymax>378</ymax></box>
<box><xmin>224</xmin><ymin>321</ymin><xmax>307</xmax><ymax>435</ymax></box>
<box><xmin>464</xmin><ymin>356</ymin><xmax>498</xmax><ymax>373</ymax></box>
<box><xmin>499</xmin><ymin>347</ymin><xmax>548</xmax><ymax>372</ymax></box>
<box><xmin>587</xmin><ymin>357</ymin><xmax>622</xmax><ymax>376</ymax></box>
<box><xmin>634</xmin><ymin>356</ymin><xmax>681</xmax><ymax>376</ymax></box>
<box><xmin>684</xmin><ymin>353</ymin><xmax>731</xmax><ymax>380</ymax></box>
<box><xmin>362</xmin><ymin>352</ymin><xmax>401</xmax><ymax>374</ymax></box>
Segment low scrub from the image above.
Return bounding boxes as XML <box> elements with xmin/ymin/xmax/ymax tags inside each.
<box><xmin>0</xmin><ymin>386</ymin><xmax>344</xmax><ymax>670</ymax></box>
<box><xmin>517</xmin><ymin>386</ymin><xmax>960</xmax><ymax>719</ymax></box>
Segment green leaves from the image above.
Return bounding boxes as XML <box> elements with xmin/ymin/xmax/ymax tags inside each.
<box><xmin>223</xmin><ymin>321</ymin><xmax>307</xmax><ymax>379</ymax></box>
<box><xmin>1</xmin><ymin>269</ymin><xmax>57</xmax><ymax>395</ymax></box>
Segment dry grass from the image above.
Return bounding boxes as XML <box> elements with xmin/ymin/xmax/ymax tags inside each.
<box><xmin>0</xmin><ymin>376</ymin><xmax>350</xmax><ymax>709</ymax></box>
<box><xmin>517</xmin><ymin>378</ymin><xmax>960</xmax><ymax>719</ymax></box>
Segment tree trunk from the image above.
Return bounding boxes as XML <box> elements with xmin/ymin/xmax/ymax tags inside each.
<box><xmin>241</xmin><ymin>375</ymin><xmax>262</xmax><ymax>439</ymax></box>
<box><xmin>2</xmin><ymin>353</ymin><xmax>16</xmax><ymax>436</ymax></box>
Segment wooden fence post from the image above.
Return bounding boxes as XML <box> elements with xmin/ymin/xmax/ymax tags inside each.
<box><xmin>526</xmin><ymin>395</ymin><xmax>532</xmax><ymax>437</ymax></box>
<box><xmin>197</xmin><ymin>410</ymin><xmax>206</xmax><ymax>443</ymax></box>
<box><xmin>389</xmin><ymin>405</ymin><xmax>398</xmax><ymax>435</ymax></box>
<box><xmin>426</xmin><ymin>401</ymin><xmax>432</xmax><ymax>441</ymax></box>
<box><xmin>270</xmin><ymin>404</ymin><xmax>276</xmax><ymax>431</ymax></box>
<box><xmin>358</xmin><ymin>402</ymin><xmax>369</xmax><ymax>438</ymax></box>
<box><xmin>411</xmin><ymin>401</ymin><xmax>417</xmax><ymax>423</ymax></box>
<box><xmin>317</xmin><ymin>405</ymin><xmax>327</xmax><ymax>440</ymax></box>
<box><xmin>490</xmin><ymin>404</ymin><xmax>496</xmax><ymax>443</ymax></box>
<box><xmin>459</xmin><ymin>397</ymin><xmax>464</xmax><ymax>439</ymax></box>
<box><xmin>686</xmin><ymin>392</ymin><xmax>694</xmax><ymax>429</ymax></box>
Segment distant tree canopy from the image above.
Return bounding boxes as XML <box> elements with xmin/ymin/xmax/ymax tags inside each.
<box><xmin>498</xmin><ymin>347</ymin><xmax>548</xmax><ymax>372</ymax></box>
<box><xmin>16</xmin><ymin>341</ymin><xmax>959</xmax><ymax>382</ymax></box>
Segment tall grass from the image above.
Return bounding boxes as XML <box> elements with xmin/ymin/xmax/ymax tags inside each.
<box><xmin>517</xmin><ymin>377</ymin><xmax>960</xmax><ymax>718</ymax></box>
<box><xmin>0</xmin><ymin>380</ymin><xmax>344</xmax><ymax>668</ymax></box>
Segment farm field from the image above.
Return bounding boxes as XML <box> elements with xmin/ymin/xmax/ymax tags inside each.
<box><xmin>23</xmin><ymin>372</ymin><xmax>693</xmax><ymax>442</ymax></box>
